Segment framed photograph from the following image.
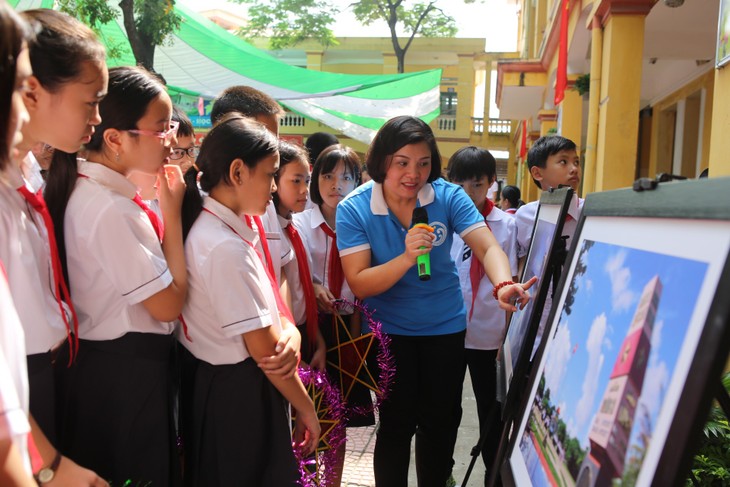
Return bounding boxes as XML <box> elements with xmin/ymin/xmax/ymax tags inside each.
<box><xmin>498</xmin><ymin>187</ymin><xmax>573</xmax><ymax>415</ymax></box>
<box><xmin>717</xmin><ymin>0</ymin><xmax>730</xmax><ymax>68</ymax></box>
<box><xmin>502</xmin><ymin>178</ymin><xmax>730</xmax><ymax>487</ymax></box>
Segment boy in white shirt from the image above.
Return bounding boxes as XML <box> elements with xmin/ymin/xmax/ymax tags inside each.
<box><xmin>448</xmin><ymin>146</ymin><xmax>518</xmax><ymax>483</ymax></box>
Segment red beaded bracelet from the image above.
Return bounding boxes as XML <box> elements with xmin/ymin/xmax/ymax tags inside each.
<box><xmin>492</xmin><ymin>280</ymin><xmax>515</xmax><ymax>300</ymax></box>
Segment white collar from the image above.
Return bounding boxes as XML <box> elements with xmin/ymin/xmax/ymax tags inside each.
<box><xmin>78</xmin><ymin>160</ymin><xmax>137</xmax><ymax>200</ymax></box>
<box><xmin>568</xmin><ymin>193</ymin><xmax>583</xmax><ymax>220</ymax></box>
<box><xmin>309</xmin><ymin>205</ymin><xmax>327</xmax><ymax>229</ymax></box>
<box><xmin>202</xmin><ymin>196</ymin><xmax>256</xmax><ymax>242</ymax></box>
<box><xmin>369</xmin><ymin>181</ymin><xmax>435</xmax><ymax>216</ymax></box>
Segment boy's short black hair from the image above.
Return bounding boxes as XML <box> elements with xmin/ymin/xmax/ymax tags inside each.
<box><xmin>527</xmin><ymin>135</ymin><xmax>577</xmax><ymax>189</ymax></box>
<box><xmin>172</xmin><ymin>105</ymin><xmax>194</xmax><ymax>138</ymax></box>
<box><xmin>446</xmin><ymin>146</ymin><xmax>496</xmax><ymax>183</ymax></box>
<box><xmin>306</xmin><ymin>132</ymin><xmax>339</xmax><ymax>164</ymax></box>
<box><xmin>210</xmin><ymin>85</ymin><xmax>284</xmax><ymax>125</ymax></box>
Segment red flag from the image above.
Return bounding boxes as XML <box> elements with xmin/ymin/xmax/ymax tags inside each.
<box><xmin>554</xmin><ymin>0</ymin><xmax>569</xmax><ymax>106</ymax></box>
<box><xmin>519</xmin><ymin>120</ymin><xmax>527</xmax><ymax>159</ymax></box>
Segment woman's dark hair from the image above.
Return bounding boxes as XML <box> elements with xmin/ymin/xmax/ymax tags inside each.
<box><xmin>273</xmin><ymin>140</ymin><xmax>309</xmax><ymax>210</ymax></box>
<box><xmin>21</xmin><ymin>9</ymin><xmax>105</xmax><ymax>93</ymax></box>
<box><xmin>446</xmin><ymin>146</ymin><xmax>496</xmax><ymax>183</ymax></box>
<box><xmin>0</xmin><ymin>3</ymin><xmax>33</xmax><ymax>171</ymax></box>
<box><xmin>172</xmin><ymin>104</ymin><xmax>194</xmax><ymax>138</ymax></box>
<box><xmin>310</xmin><ymin>144</ymin><xmax>361</xmax><ymax>206</ymax></box>
<box><xmin>182</xmin><ymin>113</ymin><xmax>279</xmax><ymax>239</ymax></box>
<box><xmin>365</xmin><ymin>115</ymin><xmax>441</xmax><ymax>184</ymax></box>
<box><xmin>501</xmin><ymin>185</ymin><xmax>524</xmax><ymax>209</ymax></box>
<box><xmin>45</xmin><ymin>66</ymin><xmax>166</xmax><ymax>283</ymax></box>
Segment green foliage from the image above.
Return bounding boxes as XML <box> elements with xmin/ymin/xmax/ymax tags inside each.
<box><xmin>574</xmin><ymin>73</ymin><xmax>590</xmax><ymax>96</ymax></box>
<box><xmin>59</xmin><ymin>0</ymin><xmax>180</xmax><ymax>69</ymax></box>
<box><xmin>236</xmin><ymin>0</ymin><xmax>339</xmax><ymax>50</ymax></box>
<box><xmin>686</xmin><ymin>372</ymin><xmax>730</xmax><ymax>486</ymax></box>
<box><xmin>133</xmin><ymin>0</ymin><xmax>181</xmax><ymax>47</ymax></box>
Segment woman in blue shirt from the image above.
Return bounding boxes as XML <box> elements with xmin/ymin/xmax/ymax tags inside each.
<box><xmin>337</xmin><ymin>116</ymin><xmax>535</xmax><ymax>487</ymax></box>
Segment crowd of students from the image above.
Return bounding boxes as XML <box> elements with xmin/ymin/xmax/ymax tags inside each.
<box><xmin>0</xmin><ymin>4</ymin><xmax>585</xmax><ymax>486</ymax></box>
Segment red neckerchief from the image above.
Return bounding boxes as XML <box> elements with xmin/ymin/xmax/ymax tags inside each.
<box><xmin>245</xmin><ymin>215</ymin><xmax>276</xmax><ymax>282</ymax></box>
<box><xmin>17</xmin><ymin>186</ymin><xmax>79</xmax><ymax>364</ymax></box>
<box><xmin>284</xmin><ymin>222</ymin><xmax>319</xmax><ymax>350</ymax></box>
<box><xmin>318</xmin><ymin>222</ymin><xmax>343</xmax><ymax>299</ymax></box>
<box><xmin>132</xmin><ymin>194</ymin><xmax>164</xmax><ymax>240</ymax></box>
<box><xmin>468</xmin><ymin>198</ymin><xmax>494</xmax><ymax>321</ymax></box>
<box><xmin>129</xmin><ymin>194</ymin><xmax>191</xmax><ymax>342</ymax></box>
<box><xmin>205</xmin><ymin>208</ymin><xmax>294</xmax><ymax>324</ymax></box>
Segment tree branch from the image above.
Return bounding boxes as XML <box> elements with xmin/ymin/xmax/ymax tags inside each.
<box><xmin>402</xmin><ymin>1</ymin><xmax>435</xmax><ymax>54</ymax></box>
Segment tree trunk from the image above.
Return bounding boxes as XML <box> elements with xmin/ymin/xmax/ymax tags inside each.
<box><xmin>118</xmin><ymin>0</ymin><xmax>155</xmax><ymax>72</ymax></box>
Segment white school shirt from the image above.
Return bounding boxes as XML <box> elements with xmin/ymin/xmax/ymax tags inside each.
<box><xmin>0</xmin><ymin>166</ymin><xmax>68</xmax><ymax>354</ymax></box>
<box><xmin>514</xmin><ymin>194</ymin><xmax>584</xmax><ymax>356</ymax></box>
<box><xmin>451</xmin><ymin>206</ymin><xmax>518</xmax><ymax>350</ymax></box>
<box><xmin>21</xmin><ymin>153</ymin><xmax>44</xmax><ymax>194</ymax></box>
<box><xmin>64</xmin><ymin>160</ymin><xmax>174</xmax><ymax>341</ymax></box>
<box><xmin>293</xmin><ymin>205</ymin><xmax>355</xmax><ymax>313</ymax></box>
<box><xmin>278</xmin><ymin>214</ymin><xmax>311</xmax><ymax>326</ymax></box>
<box><xmin>0</xmin><ymin>266</ymin><xmax>31</xmax><ymax>474</ymax></box>
<box><xmin>179</xmin><ymin>197</ymin><xmax>283</xmax><ymax>365</ymax></box>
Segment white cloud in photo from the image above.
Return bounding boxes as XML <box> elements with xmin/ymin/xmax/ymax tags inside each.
<box><xmin>585</xmin><ymin>278</ymin><xmax>593</xmax><ymax>293</ymax></box>
<box><xmin>576</xmin><ymin>313</ymin><xmax>607</xmax><ymax>429</ymax></box>
<box><xmin>604</xmin><ymin>250</ymin><xmax>637</xmax><ymax>313</ymax></box>
<box><xmin>544</xmin><ymin>321</ymin><xmax>572</xmax><ymax>399</ymax></box>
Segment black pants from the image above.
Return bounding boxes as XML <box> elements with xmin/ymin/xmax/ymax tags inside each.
<box><xmin>373</xmin><ymin>331</ymin><xmax>466</xmax><ymax>487</ymax></box>
<box><xmin>464</xmin><ymin>348</ymin><xmax>503</xmax><ymax>486</ymax></box>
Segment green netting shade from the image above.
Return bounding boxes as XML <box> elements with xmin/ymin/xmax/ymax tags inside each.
<box><xmin>10</xmin><ymin>0</ymin><xmax>441</xmax><ymax>143</ymax></box>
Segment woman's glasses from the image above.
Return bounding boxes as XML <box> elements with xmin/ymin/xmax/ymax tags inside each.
<box><xmin>126</xmin><ymin>120</ymin><xmax>179</xmax><ymax>143</ymax></box>
<box><xmin>170</xmin><ymin>146</ymin><xmax>200</xmax><ymax>160</ymax></box>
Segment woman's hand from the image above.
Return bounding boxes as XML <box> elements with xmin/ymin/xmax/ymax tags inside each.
<box><xmin>258</xmin><ymin>322</ymin><xmax>301</xmax><ymax>379</ymax></box>
<box><xmin>293</xmin><ymin>408</ymin><xmax>321</xmax><ymax>456</ymax></box>
<box><xmin>46</xmin><ymin>457</ymin><xmax>109</xmax><ymax>487</ymax></box>
<box><xmin>496</xmin><ymin>276</ymin><xmax>538</xmax><ymax>312</ymax></box>
<box><xmin>404</xmin><ymin>226</ymin><xmax>434</xmax><ymax>264</ymax></box>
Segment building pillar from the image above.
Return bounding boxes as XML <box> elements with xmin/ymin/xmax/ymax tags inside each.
<box><xmin>708</xmin><ymin>66</ymin><xmax>730</xmax><ymax>177</ymax></box>
<box><xmin>305</xmin><ymin>51</ymin><xmax>324</xmax><ymax>71</ymax></box>
<box><xmin>457</xmin><ymin>53</ymin><xmax>476</xmax><ymax>138</ymax></box>
<box><xmin>559</xmin><ymin>77</ymin><xmax>584</xmax><ymax>153</ymax></box>
<box><xmin>482</xmin><ymin>59</ymin><xmax>494</xmax><ymax>146</ymax></box>
<box><xmin>593</xmin><ymin>5</ymin><xmax>652</xmax><ymax>191</ymax></box>
<box><xmin>583</xmin><ymin>17</ymin><xmax>603</xmax><ymax>195</ymax></box>
<box><xmin>383</xmin><ymin>52</ymin><xmax>398</xmax><ymax>74</ymax></box>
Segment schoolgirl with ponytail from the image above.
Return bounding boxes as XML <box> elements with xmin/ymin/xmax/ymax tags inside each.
<box><xmin>178</xmin><ymin>114</ymin><xmax>319</xmax><ymax>485</ymax></box>
<box><xmin>49</xmin><ymin>65</ymin><xmax>186</xmax><ymax>485</ymax></box>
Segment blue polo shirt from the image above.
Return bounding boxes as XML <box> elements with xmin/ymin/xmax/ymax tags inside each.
<box><xmin>337</xmin><ymin>178</ymin><xmax>485</xmax><ymax>336</ymax></box>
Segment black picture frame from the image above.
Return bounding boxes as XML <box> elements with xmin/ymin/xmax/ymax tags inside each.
<box><xmin>501</xmin><ymin>177</ymin><xmax>730</xmax><ymax>487</ymax></box>
<box><xmin>497</xmin><ymin>186</ymin><xmax>574</xmax><ymax>418</ymax></box>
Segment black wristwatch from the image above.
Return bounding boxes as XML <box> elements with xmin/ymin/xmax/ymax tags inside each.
<box><xmin>35</xmin><ymin>450</ymin><xmax>62</xmax><ymax>484</ymax></box>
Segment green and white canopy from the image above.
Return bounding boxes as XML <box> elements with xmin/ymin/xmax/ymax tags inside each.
<box><xmin>10</xmin><ymin>0</ymin><xmax>442</xmax><ymax>143</ymax></box>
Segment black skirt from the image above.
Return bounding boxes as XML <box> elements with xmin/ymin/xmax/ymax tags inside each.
<box><xmin>186</xmin><ymin>358</ymin><xmax>299</xmax><ymax>486</ymax></box>
<box><xmin>55</xmin><ymin>332</ymin><xmax>180</xmax><ymax>486</ymax></box>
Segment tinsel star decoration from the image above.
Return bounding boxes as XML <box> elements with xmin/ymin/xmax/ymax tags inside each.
<box><xmin>326</xmin><ymin>312</ymin><xmax>379</xmax><ymax>401</ymax></box>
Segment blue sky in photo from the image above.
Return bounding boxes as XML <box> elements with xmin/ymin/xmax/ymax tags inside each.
<box><xmin>537</xmin><ymin>239</ymin><xmax>708</xmax><ymax>452</ymax></box>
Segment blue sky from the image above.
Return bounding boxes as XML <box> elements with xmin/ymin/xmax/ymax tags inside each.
<box><xmin>538</xmin><ymin>239</ymin><xmax>708</xmax><ymax>454</ymax></box>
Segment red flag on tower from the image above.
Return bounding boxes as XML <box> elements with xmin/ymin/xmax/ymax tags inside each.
<box><xmin>554</xmin><ymin>0</ymin><xmax>570</xmax><ymax>105</ymax></box>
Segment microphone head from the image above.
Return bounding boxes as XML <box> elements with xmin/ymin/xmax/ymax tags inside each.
<box><xmin>411</xmin><ymin>207</ymin><xmax>429</xmax><ymax>226</ymax></box>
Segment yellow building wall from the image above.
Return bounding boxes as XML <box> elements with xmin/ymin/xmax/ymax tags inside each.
<box><xmin>708</xmin><ymin>67</ymin><xmax>730</xmax><ymax>177</ymax></box>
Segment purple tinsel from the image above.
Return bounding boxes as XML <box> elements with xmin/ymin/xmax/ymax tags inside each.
<box><xmin>294</xmin><ymin>300</ymin><xmax>395</xmax><ymax>486</ymax></box>
<box><xmin>295</xmin><ymin>366</ymin><xmax>346</xmax><ymax>487</ymax></box>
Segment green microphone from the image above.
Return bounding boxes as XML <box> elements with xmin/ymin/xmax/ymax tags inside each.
<box><xmin>411</xmin><ymin>207</ymin><xmax>431</xmax><ymax>281</ymax></box>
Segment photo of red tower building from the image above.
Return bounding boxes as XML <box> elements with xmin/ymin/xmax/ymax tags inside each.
<box><xmin>576</xmin><ymin>275</ymin><xmax>663</xmax><ymax>486</ymax></box>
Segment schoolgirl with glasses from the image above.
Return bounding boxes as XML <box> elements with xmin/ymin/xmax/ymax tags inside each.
<box><xmin>45</xmin><ymin>65</ymin><xmax>187</xmax><ymax>486</ymax></box>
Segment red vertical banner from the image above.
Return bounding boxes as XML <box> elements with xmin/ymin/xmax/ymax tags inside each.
<box><xmin>554</xmin><ymin>0</ymin><xmax>570</xmax><ymax>106</ymax></box>
<box><xmin>519</xmin><ymin>120</ymin><xmax>528</xmax><ymax>159</ymax></box>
